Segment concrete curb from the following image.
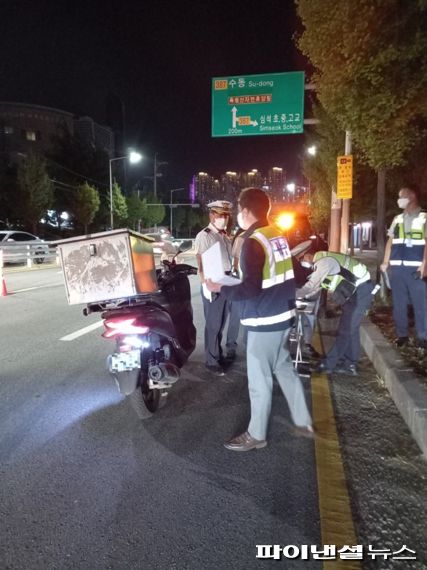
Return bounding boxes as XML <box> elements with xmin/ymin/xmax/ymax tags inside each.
<box><xmin>360</xmin><ymin>317</ymin><xmax>427</xmax><ymax>458</ymax></box>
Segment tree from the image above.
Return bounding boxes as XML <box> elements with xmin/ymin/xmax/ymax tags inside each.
<box><xmin>172</xmin><ymin>207</ymin><xmax>186</xmax><ymax>236</ymax></box>
<box><xmin>303</xmin><ymin>106</ymin><xmax>377</xmax><ymax>234</ymax></box>
<box><xmin>296</xmin><ymin>0</ymin><xmax>427</xmax><ymax>262</ymax></box>
<box><xmin>186</xmin><ymin>208</ymin><xmax>201</xmax><ymax>237</ymax></box>
<box><xmin>72</xmin><ymin>182</ymin><xmax>100</xmax><ymax>234</ymax></box>
<box><xmin>108</xmin><ymin>181</ymin><xmax>128</xmax><ymax>227</ymax></box>
<box><xmin>139</xmin><ymin>193</ymin><xmax>165</xmax><ymax>229</ymax></box>
<box><xmin>126</xmin><ymin>192</ymin><xmax>146</xmax><ymax>230</ymax></box>
<box><xmin>17</xmin><ymin>154</ymin><xmax>53</xmax><ymax>233</ymax></box>
<box><xmin>0</xmin><ymin>160</ymin><xmax>18</xmax><ymax>227</ymax></box>
<box><xmin>47</xmin><ymin>123</ymin><xmax>109</xmax><ymax>231</ymax></box>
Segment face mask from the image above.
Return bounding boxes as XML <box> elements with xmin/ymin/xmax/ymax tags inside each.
<box><xmin>214</xmin><ymin>217</ymin><xmax>227</xmax><ymax>230</ymax></box>
<box><xmin>397</xmin><ymin>197</ymin><xmax>410</xmax><ymax>209</ymax></box>
<box><xmin>237</xmin><ymin>212</ymin><xmax>246</xmax><ymax>230</ymax></box>
<box><xmin>301</xmin><ymin>261</ymin><xmax>313</xmax><ymax>270</ymax></box>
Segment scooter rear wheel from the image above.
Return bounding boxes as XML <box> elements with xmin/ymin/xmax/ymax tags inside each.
<box><xmin>128</xmin><ymin>384</ymin><xmax>160</xmax><ymax>419</ymax></box>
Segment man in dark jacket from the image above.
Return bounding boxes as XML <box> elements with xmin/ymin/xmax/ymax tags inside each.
<box><xmin>206</xmin><ymin>187</ymin><xmax>313</xmax><ymax>451</ymax></box>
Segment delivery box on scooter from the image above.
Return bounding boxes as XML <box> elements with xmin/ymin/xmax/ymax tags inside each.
<box><xmin>55</xmin><ymin>229</ymin><xmax>159</xmax><ymax>305</ymax></box>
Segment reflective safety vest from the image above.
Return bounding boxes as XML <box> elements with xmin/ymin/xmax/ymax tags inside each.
<box><xmin>389</xmin><ymin>211</ymin><xmax>426</xmax><ymax>267</ymax></box>
<box><xmin>240</xmin><ymin>226</ymin><xmax>296</xmax><ymax>329</ymax></box>
<box><xmin>313</xmin><ymin>252</ymin><xmax>370</xmax><ymax>293</ymax></box>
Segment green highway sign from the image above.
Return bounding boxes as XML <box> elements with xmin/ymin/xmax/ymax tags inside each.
<box><xmin>211</xmin><ymin>71</ymin><xmax>305</xmax><ymax>138</ymax></box>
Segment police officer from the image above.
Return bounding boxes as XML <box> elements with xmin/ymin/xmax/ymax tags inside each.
<box><xmin>195</xmin><ymin>200</ymin><xmax>233</xmax><ymax>375</ymax></box>
<box><xmin>297</xmin><ymin>248</ymin><xmax>374</xmax><ymax>376</ymax></box>
<box><xmin>381</xmin><ymin>184</ymin><xmax>427</xmax><ymax>348</ymax></box>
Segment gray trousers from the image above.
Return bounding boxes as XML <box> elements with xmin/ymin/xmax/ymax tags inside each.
<box><xmin>247</xmin><ymin>329</ymin><xmax>312</xmax><ymax>441</ymax></box>
<box><xmin>201</xmin><ymin>289</ymin><xmax>228</xmax><ymax>366</ymax></box>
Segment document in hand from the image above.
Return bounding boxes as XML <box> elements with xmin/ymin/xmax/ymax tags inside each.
<box><xmin>202</xmin><ymin>242</ymin><xmax>242</xmax><ymax>286</ymax></box>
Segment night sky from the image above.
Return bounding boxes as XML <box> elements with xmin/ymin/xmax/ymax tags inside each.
<box><xmin>0</xmin><ymin>0</ymin><xmax>309</xmax><ymax>188</ymax></box>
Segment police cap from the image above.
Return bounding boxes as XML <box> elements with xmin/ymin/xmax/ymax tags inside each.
<box><xmin>207</xmin><ymin>200</ymin><xmax>233</xmax><ymax>215</ymax></box>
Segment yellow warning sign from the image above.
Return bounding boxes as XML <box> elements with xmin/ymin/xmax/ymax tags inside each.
<box><xmin>337</xmin><ymin>155</ymin><xmax>353</xmax><ymax>199</ymax></box>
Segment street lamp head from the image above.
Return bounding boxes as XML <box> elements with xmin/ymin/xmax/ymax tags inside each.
<box><xmin>286</xmin><ymin>183</ymin><xmax>296</xmax><ymax>193</ymax></box>
<box><xmin>129</xmin><ymin>151</ymin><xmax>142</xmax><ymax>164</ymax></box>
<box><xmin>307</xmin><ymin>145</ymin><xmax>317</xmax><ymax>156</ymax></box>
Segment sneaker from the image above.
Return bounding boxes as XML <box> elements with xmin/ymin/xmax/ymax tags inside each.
<box><xmin>335</xmin><ymin>364</ymin><xmax>358</xmax><ymax>376</ymax></box>
<box><xmin>225</xmin><ymin>350</ymin><xmax>236</xmax><ymax>361</ymax></box>
<box><xmin>224</xmin><ymin>431</ymin><xmax>267</xmax><ymax>451</ymax></box>
<box><xmin>205</xmin><ymin>364</ymin><xmax>225</xmax><ymax>376</ymax></box>
<box><xmin>396</xmin><ymin>336</ymin><xmax>409</xmax><ymax>347</ymax></box>
<box><xmin>293</xmin><ymin>425</ymin><xmax>316</xmax><ymax>439</ymax></box>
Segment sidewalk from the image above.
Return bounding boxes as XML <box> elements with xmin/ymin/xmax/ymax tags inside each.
<box><xmin>353</xmin><ymin>249</ymin><xmax>427</xmax><ymax>458</ymax></box>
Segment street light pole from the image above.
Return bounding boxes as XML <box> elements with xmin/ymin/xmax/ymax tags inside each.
<box><xmin>170</xmin><ymin>188</ymin><xmax>185</xmax><ymax>235</ymax></box>
<box><xmin>340</xmin><ymin>130</ymin><xmax>352</xmax><ymax>253</ymax></box>
<box><xmin>109</xmin><ymin>152</ymin><xmax>142</xmax><ymax>230</ymax></box>
<box><xmin>109</xmin><ymin>159</ymin><xmax>114</xmax><ymax>230</ymax></box>
<box><xmin>153</xmin><ymin>153</ymin><xmax>157</xmax><ymax>199</ymax></box>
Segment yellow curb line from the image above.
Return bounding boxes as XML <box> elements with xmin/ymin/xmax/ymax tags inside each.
<box><xmin>312</xmin><ymin>331</ymin><xmax>361</xmax><ymax>569</ymax></box>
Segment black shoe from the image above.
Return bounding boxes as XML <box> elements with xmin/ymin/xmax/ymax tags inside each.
<box><xmin>311</xmin><ymin>362</ymin><xmax>333</xmax><ymax>374</ymax></box>
<box><xmin>205</xmin><ymin>364</ymin><xmax>225</xmax><ymax>376</ymax></box>
<box><xmin>225</xmin><ymin>350</ymin><xmax>236</xmax><ymax>361</ymax></box>
<box><xmin>304</xmin><ymin>344</ymin><xmax>321</xmax><ymax>359</ymax></box>
<box><xmin>335</xmin><ymin>364</ymin><xmax>358</xmax><ymax>376</ymax></box>
<box><xmin>396</xmin><ymin>336</ymin><xmax>409</xmax><ymax>347</ymax></box>
<box><xmin>416</xmin><ymin>339</ymin><xmax>427</xmax><ymax>350</ymax></box>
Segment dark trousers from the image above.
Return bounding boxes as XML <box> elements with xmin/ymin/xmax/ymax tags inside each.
<box><xmin>325</xmin><ymin>281</ymin><xmax>374</xmax><ymax>369</ymax></box>
<box><xmin>389</xmin><ymin>266</ymin><xmax>427</xmax><ymax>340</ymax></box>
<box><xmin>201</xmin><ymin>289</ymin><xmax>229</xmax><ymax>366</ymax></box>
<box><xmin>225</xmin><ymin>301</ymin><xmax>241</xmax><ymax>353</ymax></box>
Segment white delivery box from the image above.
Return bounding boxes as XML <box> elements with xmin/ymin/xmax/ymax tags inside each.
<box><xmin>55</xmin><ymin>229</ymin><xmax>159</xmax><ymax>305</ymax></box>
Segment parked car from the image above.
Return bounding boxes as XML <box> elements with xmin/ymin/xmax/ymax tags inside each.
<box><xmin>142</xmin><ymin>232</ymin><xmax>180</xmax><ymax>256</ymax></box>
<box><xmin>0</xmin><ymin>230</ymin><xmax>50</xmax><ymax>264</ymax></box>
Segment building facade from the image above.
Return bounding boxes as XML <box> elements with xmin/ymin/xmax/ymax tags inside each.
<box><xmin>190</xmin><ymin>167</ymin><xmax>286</xmax><ymax>207</ymax></box>
<box><xmin>0</xmin><ymin>101</ymin><xmax>114</xmax><ymax>160</ymax></box>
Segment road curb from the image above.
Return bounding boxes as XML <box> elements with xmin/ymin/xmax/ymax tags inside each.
<box><xmin>360</xmin><ymin>317</ymin><xmax>427</xmax><ymax>459</ymax></box>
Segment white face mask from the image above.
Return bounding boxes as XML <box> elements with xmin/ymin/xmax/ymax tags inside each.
<box><xmin>397</xmin><ymin>197</ymin><xmax>410</xmax><ymax>209</ymax></box>
<box><xmin>237</xmin><ymin>211</ymin><xmax>246</xmax><ymax>230</ymax></box>
<box><xmin>301</xmin><ymin>261</ymin><xmax>313</xmax><ymax>269</ymax></box>
<box><xmin>214</xmin><ymin>217</ymin><xmax>227</xmax><ymax>230</ymax></box>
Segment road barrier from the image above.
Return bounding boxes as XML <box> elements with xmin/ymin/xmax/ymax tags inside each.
<box><xmin>0</xmin><ymin>238</ymin><xmax>196</xmax><ymax>269</ymax></box>
<box><xmin>0</xmin><ymin>241</ymin><xmax>58</xmax><ymax>268</ymax></box>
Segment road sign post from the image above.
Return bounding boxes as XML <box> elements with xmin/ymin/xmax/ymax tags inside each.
<box><xmin>337</xmin><ymin>145</ymin><xmax>353</xmax><ymax>253</ymax></box>
<box><xmin>212</xmin><ymin>72</ymin><xmax>305</xmax><ymax>138</ymax></box>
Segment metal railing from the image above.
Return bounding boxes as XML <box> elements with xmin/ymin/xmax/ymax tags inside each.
<box><xmin>0</xmin><ymin>241</ymin><xmax>58</xmax><ymax>268</ymax></box>
<box><xmin>0</xmin><ymin>238</ymin><xmax>196</xmax><ymax>269</ymax></box>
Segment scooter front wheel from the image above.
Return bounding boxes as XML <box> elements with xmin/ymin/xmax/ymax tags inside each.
<box><xmin>127</xmin><ymin>384</ymin><xmax>160</xmax><ymax>419</ymax></box>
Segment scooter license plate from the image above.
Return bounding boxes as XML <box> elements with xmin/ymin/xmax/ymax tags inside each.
<box><xmin>109</xmin><ymin>350</ymin><xmax>141</xmax><ymax>373</ymax></box>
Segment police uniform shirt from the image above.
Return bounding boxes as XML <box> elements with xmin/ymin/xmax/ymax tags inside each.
<box><xmin>387</xmin><ymin>207</ymin><xmax>427</xmax><ymax>237</ymax></box>
<box><xmin>194</xmin><ymin>223</ymin><xmax>232</xmax><ymax>273</ymax></box>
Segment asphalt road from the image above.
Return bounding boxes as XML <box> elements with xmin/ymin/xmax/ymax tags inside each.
<box><xmin>1</xmin><ymin>263</ymin><xmax>426</xmax><ymax>569</ymax></box>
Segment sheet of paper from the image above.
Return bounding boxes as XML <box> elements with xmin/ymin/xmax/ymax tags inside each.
<box><xmin>217</xmin><ymin>275</ymin><xmax>241</xmax><ymax>286</ymax></box>
<box><xmin>202</xmin><ymin>242</ymin><xmax>241</xmax><ymax>285</ymax></box>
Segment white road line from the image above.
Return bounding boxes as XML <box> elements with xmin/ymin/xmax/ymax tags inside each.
<box><xmin>60</xmin><ymin>321</ymin><xmax>103</xmax><ymax>341</ymax></box>
<box><xmin>13</xmin><ymin>283</ymin><xmax>63</xmax><ymax>293</ymax></box>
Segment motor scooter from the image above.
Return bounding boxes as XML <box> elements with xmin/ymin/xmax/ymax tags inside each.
<box><xmin>84</xmin><ymin>240</ymin><xmax>197</xmax><ymax>418</ymax></box>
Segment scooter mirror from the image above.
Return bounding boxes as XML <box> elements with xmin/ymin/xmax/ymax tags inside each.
<box><xmin>178</xmin><ymin>240</ymin><xmax>193</xmax><ymax>253</ymax></box>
